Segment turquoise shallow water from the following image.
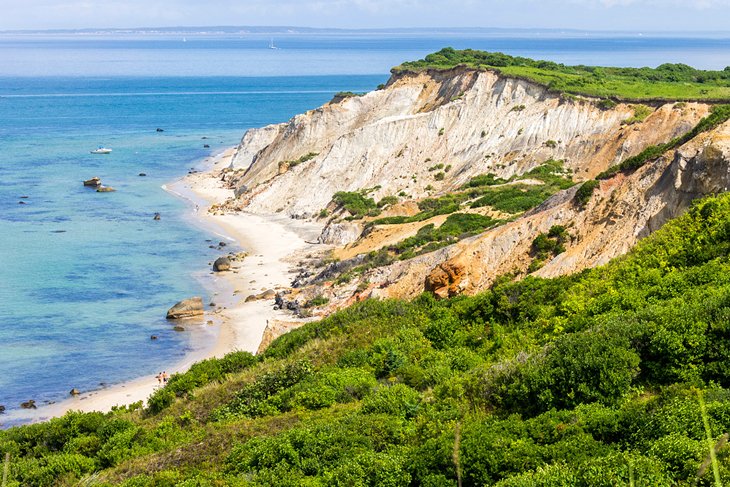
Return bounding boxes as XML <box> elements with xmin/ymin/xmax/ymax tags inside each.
<box><xmin>1</xmin><ymin>30</ymin><xmax>728</xmax><ymax>425</ymax></box>
<box><xmin>0</xmin><ymin>74</ymin><xmax>385</xmax><ymax>423</ymax></box>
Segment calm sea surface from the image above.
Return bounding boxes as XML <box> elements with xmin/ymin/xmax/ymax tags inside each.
<box><xmin>1</xmin><ymin>30</ymin><xmax>728</xmax><ymax>425</ymax></box>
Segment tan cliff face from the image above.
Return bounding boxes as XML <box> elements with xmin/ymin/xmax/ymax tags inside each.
<box><xmin>368</xmin><ymin>119</ymin><xmax>730</xmax><ymax>301</ymax></box>
<box><xmin>228</xmin><ymin>68</ymin><xmax>708</xmax><ymax>218</ymax></box>
<box><xmin>220</xmin><ymin>66</ymin><xmax>730</xmax><ymax>314</ymax></box>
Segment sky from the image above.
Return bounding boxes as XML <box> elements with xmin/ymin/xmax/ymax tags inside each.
<box><xmin>1</xmin><ymin>0</ymin><xmax>729</xmax><ymax>32</ymax></box>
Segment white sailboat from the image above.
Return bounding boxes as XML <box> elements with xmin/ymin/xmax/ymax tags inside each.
<box><xmin>269</xmin><ymin>38</ymin><xmax>278</xmax><ymax>50</ymax></box>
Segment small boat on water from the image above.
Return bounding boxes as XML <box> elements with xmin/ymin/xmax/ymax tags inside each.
<box><xmin>90</xmin><ymin>147</ymin><xmax>112</xmax><ymax>154</ymax></box>
<box><xmin>269</xmin><ymin>38</ymin><xmax>278</xmax><ymax>50</ymax></box>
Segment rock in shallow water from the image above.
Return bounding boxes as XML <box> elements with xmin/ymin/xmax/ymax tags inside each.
<box><xmin>20</xmin><ymin>400</ymin><xmax>36</xmax><ymax>409</ymax></box>
<box><xmin>213</xmin><ymin>256</ymin><xmax>231</xmax><ymax>272</ymax></box>
<box><xmin>166</xmin><ymin>297</ymin><xmax>204</xmax><ymax>319</ymax></box>
<box><xmin>83</xmin><ymin>177</ymin><xmax>101</xmax><ymax>187</ymax></box>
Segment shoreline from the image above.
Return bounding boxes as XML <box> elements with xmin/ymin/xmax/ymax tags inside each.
<box><xmin>4</xmin><ymin>148</ymin><xmax>323</xmax><ymax>425</ymax></box>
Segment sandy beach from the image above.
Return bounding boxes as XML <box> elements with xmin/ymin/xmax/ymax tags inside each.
<box><xmin>5</xmin><ymin>148</ymin><xmax>323</xmax><ymax>425</ymax></box>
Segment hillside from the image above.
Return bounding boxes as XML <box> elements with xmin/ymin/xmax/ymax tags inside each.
<box><xmin>4</xmin><ymin>191</ymin><xmax>730</xmax><ymax>485</ymax></box>
<box><xmin>4</xmin><ymin>50</ymin><xmax>730</xmax><ymax>486</ymax></box>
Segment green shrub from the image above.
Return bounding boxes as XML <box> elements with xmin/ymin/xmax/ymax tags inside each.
<box><xmin>211</xmin><ymin>360</ymin><xmax>313</xmax><ymax>420</ymax></box>
<box><xmin>378</xmin><ymin>195</ymin><xmax>398</xmax><ymax>207</ymax></box>
<box><xmin>596</xmin><ymin>98</ymin><xmax>617</xmax><ymax>110</ymax></box>
<box><xmin>623</xmin><ymin>104</ymin><xmax>653</xmax><ymax>124</ymax></box>
<box><xmin>575</xmin><ymin>180</ymin><xmax>600</xmax><ymax>207</ymax></box>
<box><xmin>333</xmin><ymin>191</ymin><xmax>381</xmax><ymax>219</ymax></box>
<box><xmin>362</xmin><ymin>384</ymin><xmax>421</xmax><ymax>418</ymax></box>
<box><xmin>462</xmin><ymin>173</ymin><xmax>506</xmax><ymax>188</ymax></box>
<box><xmin>305</xmin><ymin>295</ymin><xmax>330</xmax><ymax>308</ymax></box>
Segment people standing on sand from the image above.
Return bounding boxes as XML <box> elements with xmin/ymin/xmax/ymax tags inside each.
<box><xmin>156</xmin><ymin>372</ymin><xmax>162</xmax><ymax>386</ymax></box>
<box><xmin>162</xmin><ymin>371</ymin><xmax>168</xmax><ymax>384</ymax></box>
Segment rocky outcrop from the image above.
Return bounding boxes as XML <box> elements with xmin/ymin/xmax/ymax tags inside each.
<box><xmin>425</xmin><ymin>261</ymin><xmax>466</xmax><ymax>299</ymax></box>
<box><xmin>318</xmin><ymin>221</ymin><xmax>363</xmax><ymax>245</ymax></box>
<box><xmin>257</xmin><ymin>320</ymin><xmax>306</xmax><ymax>354</ymax></box>
<box><xmin>166</xmin><ymin>297</ymin><xmax>204</xmax><ymax>319</ymax></box>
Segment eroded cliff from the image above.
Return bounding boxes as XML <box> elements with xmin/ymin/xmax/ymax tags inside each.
<box><xmin>220</xmin><ymin>66</ymin><xmax>729</xmax><ymax>313</ymax></box>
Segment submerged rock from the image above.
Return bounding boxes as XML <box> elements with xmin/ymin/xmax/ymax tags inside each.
<box><xmin>96</xmin><ymin>186</ymin><xmax>116</xmax><ymax>193</ymax></box>
<box><xmin>153</xmin><ymin>212</ymin><xmax>161</xmax><ymax>220</ymax></box>
<box><xmin>166</xmin><ymin>297</ymin><xmax>204</xmax><ymax>319</ymax></box>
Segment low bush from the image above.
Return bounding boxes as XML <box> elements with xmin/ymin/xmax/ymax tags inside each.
<box><xmin>575</xmin><ymin>180</ymin><xmax>600</xmax><ymax>206</ymax></box>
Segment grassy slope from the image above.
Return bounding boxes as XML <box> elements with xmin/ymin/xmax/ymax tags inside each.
<box><xmin>393</xmin><ymin>48</ymin><xmax>730</xmax><ymax>101</ymax></box>
<box><xmin>4</xmin><ymin>191</ymin><xmax>730</xmax><ymax>486</ymax></box>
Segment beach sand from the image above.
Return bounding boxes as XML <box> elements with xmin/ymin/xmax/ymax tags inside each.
<box><xmin>5</xmin><ymin>148</ymin><xmax>323</xmax><ymax>424</ymax></box>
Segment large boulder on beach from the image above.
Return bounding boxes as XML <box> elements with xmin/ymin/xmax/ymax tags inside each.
<box><xmin>166</xmin><ymin>297</ymin><xmax>204</xmax><ymax>319</ymax></box>
<box><xmin>213</xmin><ymin>256</ymin><xmax>231</xmax><ymax>272</ymax></box>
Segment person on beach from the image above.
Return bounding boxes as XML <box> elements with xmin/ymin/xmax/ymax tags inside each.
<box><xmin>156</xmin><ymin>372</ymin><xmax>162</xmax><ymax>386</ymax></box>
<box><xmin>162</xmin><ymin>371</ymin><xmax>168</xmax><ymax>384</ymax></box>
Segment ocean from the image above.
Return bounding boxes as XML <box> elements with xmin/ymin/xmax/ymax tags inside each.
<box><xmin>1</xmin><ymin>30</ymin><xmax>729</xmax><ymax>426</ymax></box>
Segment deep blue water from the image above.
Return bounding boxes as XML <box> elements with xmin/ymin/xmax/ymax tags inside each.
<box><xmin>0</xmin><ymin>30</ymin><xmax>728</xmax><ymax>425</ymax></box>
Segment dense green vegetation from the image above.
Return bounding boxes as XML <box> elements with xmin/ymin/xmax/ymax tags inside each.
<box><xmin>331</xmin><ymin>190</ymin><xmax>382</xmax><ymax>219</ymax></box>
<box><xmin>395</xmin><ymin>48</ymin><xmax>730</xmax><ymax>101</ymax></box>
<box><xmin>5</xmin><ymin>190</ymin><xmax>730</xmax><ymax>485</ymax></box>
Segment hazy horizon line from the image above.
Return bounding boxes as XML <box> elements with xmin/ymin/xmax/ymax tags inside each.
<box><xmin>2</xmin><ymin>25</ymin><xmax>730</xmax><ymax>36</ymax></box>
